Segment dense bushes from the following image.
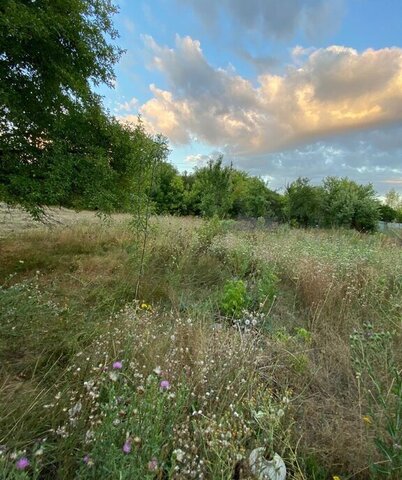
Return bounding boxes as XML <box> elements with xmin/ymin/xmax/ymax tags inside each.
<box><xmin>150</xmin><ymin>161</ymin><xmax>384</xmax><ymax>232</ymax></box>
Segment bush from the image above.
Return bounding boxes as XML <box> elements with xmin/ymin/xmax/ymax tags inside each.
<box><xmin>219</xmin><ymin>279</ymin><xmax>249</xmax><ymax>317</ymax></box>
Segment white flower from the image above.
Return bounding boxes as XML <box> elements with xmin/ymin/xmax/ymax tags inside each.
<box><xmin>68</xmin><ymin>401</ymin><xmax>82</xmax><ymax>417</ymax></box>
<box><xmin>173</xmin><ymin>448</ymin><xmax>185</xmax><ymax>463</ymax></box>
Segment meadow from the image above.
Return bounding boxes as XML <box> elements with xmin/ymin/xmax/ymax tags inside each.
<box><xmin>0</xmin><ymin>209</ymin><xmax>401</xmax><ymax>479</ymax></box>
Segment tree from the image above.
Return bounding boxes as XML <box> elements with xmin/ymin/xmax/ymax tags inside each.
<box><xmin>379</xmin><ymin>204</ymin><xmax>397</xmax><ymax>223</ymax></box>
<box><xmin>321</xmin><ymin>177</ymin><xmax>379</xmax><ymax>231</ymax></box>
<box><xmin>0</xmin><ymin>0</ymin><xmax>127</xmax><ymax>216</ymax></box>
<box><xmin>191</xmin><ymin>156</ymin><xmax>233</xmax><ymax>218</ymax></box>
<box><xmin>230</xmin><ymin>171</ymin><xmax>283</xmax><ymax>219</ymax></box>
<box><xmin>385</xmin><ymin>189</ymin><xmax>402</xmax><ymax>211</ymax></box>
<box><xmin>284</xmin><ymin>178</ymin><xmax>323</xmax><ymax>227</ymax></box>
<box><xmin>150</xmin><ymin>162</ymin><xmax>184</xmax><ymax>215</ymax></box>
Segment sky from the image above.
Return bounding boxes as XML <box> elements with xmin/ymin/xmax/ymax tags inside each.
<box><xmin>99</xmin><ymin>0</ymin><xmax>402</xmax><ymax>194</ymax></box>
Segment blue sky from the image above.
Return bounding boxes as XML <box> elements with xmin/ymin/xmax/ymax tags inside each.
<box><xmin>99</xmin><ymin>0</ymin><xmax>402</xmax><ymax>194</ymax></box>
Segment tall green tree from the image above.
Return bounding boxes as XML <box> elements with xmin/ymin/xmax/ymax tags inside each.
<box><xmin>150</xmin><ymin>162</ymin><xmax>184</xmax><ymax>215</ymax></box>
<box><xmin>191</xmin><ymin>157</ymin><xmax>233</xmax><ymax>218</ymax></box>
<box><xmin>230</xmin><ymin>171</ymin><xmax>283</xmax><ymax>219</ymax></box>
<box><xmin>321</xmin><ymin>177</ymin><xmax>379</xmax><ymax>231</ymax></box>
<box><xmin>284</xmin><ymin>177</ymin><xmax>323</xmax><ymax>227</ymax></box>
<box><xmin>0</xmin><ymin>0</ymin><xmax>133</xmax><ymax>216</ymax></box>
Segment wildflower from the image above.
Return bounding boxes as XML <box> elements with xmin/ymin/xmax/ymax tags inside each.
<box><xmin>148</xmin><ymin>458</ymin><xmax>158</xmax><ymax>471</ymax></box>
<box><xmin>68</xmin><ymin>401</ymin><xmax>82</xmax><ymax>417</ymax></box>
<box><xmin>333</xmin><ymin>476</ymin><xmax>341</xmax><ymax>480</ymax></box>
<box><xmin>362</xmin><ymin>415</ymin><xmax>372</xmax><ymax>425</ymax></box>
<box><xmin>153</xmin><ymin>366</ymin><xmax>162</xmax><ymax>375</ymax></box>
<box><xmin>16</xmin><ymin>457</ymin><xmax>30</xmax><ymax>470</ymax></box>
<box><xmin>83</xmin><ymin>455</ymin><xmax>94</xmax><ymax>466</ymax></box>
<box><xmin>173</xmin><ymin>449</ymin><xmax>185</xmax><ymax>463</ymax></box>
<box><xmin>122</xmin><ymin>439</ymin><xmax>132</xmax><ymax>454</ymax></box>
<box><xmin>160</xmin><ymin>380</ymin><xmax>170</xmax><ymax>390</ymax></box>
<box><xmin>113</xmin><ymin>361</ymin><xmax>123</xmax><ymax>370</ymax></box>
<box><xmin>109</xmin><ymin>372</ymin><xmax>118</xmax><ymax>382</ymax></box>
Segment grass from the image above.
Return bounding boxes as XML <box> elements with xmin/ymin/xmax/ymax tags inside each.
<box><xmin>0</xmin><ymin>212</ymin><xmax>401</xmax><ymax>478</ymax></box>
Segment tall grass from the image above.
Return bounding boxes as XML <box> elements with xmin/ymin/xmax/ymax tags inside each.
<box><xmin>0</xmin><ymin>216</ymin><xmax>401</xmax><ymax>478</ymax></box>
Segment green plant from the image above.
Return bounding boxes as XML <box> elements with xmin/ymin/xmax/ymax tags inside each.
<box><xmin>219</xmin><ymin>279</ymin><xmax>249</xmax><ymax>317</ymax></box>
<box><xmin>254</xmin><ymin>266</ymin><xmax>279</xmax><ymax>308</ymax></box>
<box><xmin>195</xmin><ymin>215</ymin><xmax>224</xmax><ymax>251</ymax></box>
<box><xmin>350</xmin><ymin>325</ymin><xmax>402</xmax><ymax>478</ymax></box>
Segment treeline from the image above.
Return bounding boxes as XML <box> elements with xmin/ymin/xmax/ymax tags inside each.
<box><xmin>145</xmin><ymin>156</ymin><xmax>401</xmax><ymax>232</ymax></box>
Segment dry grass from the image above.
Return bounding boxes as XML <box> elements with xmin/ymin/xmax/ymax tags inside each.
<box><xmin>0</xmin><ymin>212</ymin><xmax>401</xmax><ymax>478</ymax></box>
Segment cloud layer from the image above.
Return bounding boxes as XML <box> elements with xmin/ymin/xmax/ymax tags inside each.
<box><xmin>178</xmin><ymin>0</ymin><xmax>344</xmax><ymax>41</ymax></box>
<box><xmin>137</xmin><ymin>36</ymin><xmax>402</xmax><ymax>159</ymax></box>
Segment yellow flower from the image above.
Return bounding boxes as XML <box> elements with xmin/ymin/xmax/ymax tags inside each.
<box><xmin>362</xmin><ymin>415</ymin><xmax>372</xmax><ymax>425</ymax></box>
<box><xmin>140</xmin><ymin>302</ymin><xmax>152</xmax><ymax>311</ymax></box>
<box><xmin>333</xmin><ymin>476</ymin><xmax>342</xmax><ymax>480</ymax></box>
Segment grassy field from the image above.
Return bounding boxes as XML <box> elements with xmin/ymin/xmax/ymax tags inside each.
<box><xmin>0</xmin><ymin>210</ymin><xmax>401</xmax><ymax>479</ymax></box>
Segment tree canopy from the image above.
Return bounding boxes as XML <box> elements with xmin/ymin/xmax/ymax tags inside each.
<box><xmin>0</xmin><ymin>0</ymin><xmax>154</xmax><ymax>217</ymax></box>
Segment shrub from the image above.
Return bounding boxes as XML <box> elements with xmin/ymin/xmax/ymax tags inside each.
<box><xmin>219</xmin><ymin>279</ymin><xmax>249</xmax><ymax>317</ymax></box>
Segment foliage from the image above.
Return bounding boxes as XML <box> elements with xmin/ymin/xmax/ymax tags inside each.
<box><xmin>190</xmin><ymin>156</ymin><xmax>233</xmax><ymax>218</ymax></box>
<box><xmin>379</xmin><ymin>204</ymin><xmax>398</xmax><ymax>222</ymax></box>
<box><xmin>385</xmin><ymin>189</ymin><xmax>402</xmax><ymax>211</ymax></box>
<box><xmin>253</xmin><ymin>266</ymin><xmax>279</xmax><ymax>307</ymax></box>
<box><xmin>350</xmin><ymin>325</ymin><xmax>402</xmax><ymax>478</ymax></box>
<box><xmin>0</xmin><ymin>0</ymin><xmax>146</xmax><ymax>217</ymax></box>
<box><xmin>150</xmin><ymin>162</ymin><xmax>184</xmax><ymax>215</ymax></box>
<box><xmin>283</xmin><ymin>176</ymin><xmax>381</xmax><ymax>231</ymax></box>
<box><xmin>219</xmin><ymin>279</ymin><xmax>249</xmax><ymax>317</ymax></box>
<box><xmin>321</xmin><ymin>177</ymin><xmax>380</xmax><ymax>231</ymax></box>
<box><xmin>284</xmin><ymin>177</ymin><xmax>323</xmax><ymax>227</ymax></box>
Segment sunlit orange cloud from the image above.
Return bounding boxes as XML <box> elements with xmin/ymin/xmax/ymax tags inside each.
<box><xmin>128</xmin><ymin>37</ymin><xmax>402</xmax><ymax>155</ymax></box>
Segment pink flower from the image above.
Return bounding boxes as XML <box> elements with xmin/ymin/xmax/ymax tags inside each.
<box><xmin>16</xmin><ymin>457</ymin><xmax>30</xmax><ymax>470</ymax></box>
<box><xmin>113</xmin><ymin>361</ymin><xmax>123</xmax><ymax>370</ymax></box>
<box><xmin>148</xmin><ymin>458</ymin><xmax>158</xmax><ymax>471</ymax></box>
<box><xmin>83</xmin><ymin>455</ymin><xmax>94</xmax><ymax>466</ymax></box>
<box><xmin>160</xmin><ymin>380</ymin><xmax>170</xmax><ymax>390</ymax></box>
<box><xmin>122</xmin><ymin>439</ymin><xmax>132</xmax><ymax>454</ymax></box>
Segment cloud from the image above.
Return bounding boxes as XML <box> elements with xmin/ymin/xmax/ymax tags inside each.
<box><xmin>136</xmin><ymin>36</ymin><xmax>402</xmax><ymax>158</ymax></box>
<box><xmin>236</xmin><ymin>49</ymin><xmax>279</xmax><ymax>73</ymax></box>
<box><xmin>229</xmin><ymin>126</ymin><xmax>402</xmax><ymax>194</ymax></box>
<box><xmin>116</xmin><ymin>97</ymin><xmax>138</xmax><ymax>113</ymax></box>
<box><xmin>178</xmin><ymin>0</ymin><xmax>344</xmax><ymax>41</ymax></box>
<box><xmin>381</xmin><ymin>178</ymin><xmax>402</xmax><ymax>185</ymax></box>
<box><xmin>185</xmin><ymin>151</ymin><xmax>222</xmax><ymax>167</ymax></box>
<box><xmin>123</xmin><ymin>36</ymin><xmax>402</xmax><ymax>194</ymax></box>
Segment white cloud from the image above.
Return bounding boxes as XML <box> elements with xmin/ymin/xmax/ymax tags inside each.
<box><xmin>134</xmin><ymin>36</ymin><xmax>402</xmax><ymax>158</ymax></box>
<box><xmin>116</xmin><ymin>97</ymin><xmax>138</xmax><ymax>113</ymax></box>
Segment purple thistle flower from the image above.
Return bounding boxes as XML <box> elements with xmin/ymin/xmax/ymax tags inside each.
<box><xmin>113</xmin><ymin>361</ymin><xmax>123</xmax><ymax>370</ymax></box>
<box><xmin>160</xmin><ymin>379</ymin><xmax>170</xmax><ymax>390</ymax></box>
<box><xmin>122</xmin><ymin>439</ymin><xmax>132</xmax><ymax>454</ymax></box>
<box><xmin>83</xmin><ymin>455</ymin><xmax>90</xmax><ymax>464</ymax></box>
<box><xmin>148</xmin><ymin>458</ymin><xmax>158</xmax><ymax>471</ymax></box>
<box><xmin>16</xmin><ymin>457</ymin><xmax>30</xmax><ymax>470</ymax></box>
